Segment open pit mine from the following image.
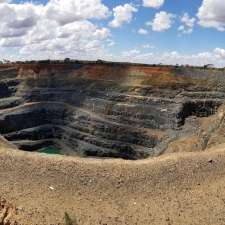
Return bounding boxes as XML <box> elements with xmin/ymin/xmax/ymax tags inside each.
<box><xmin>1</xmin><ymin>61</ymin><xmax>225</xmax><ymax>225</ymax></box>
<box><xmin>0</xmin><ymin>62</ymin><xmax>225</xmax><ymax>159</ymax></box>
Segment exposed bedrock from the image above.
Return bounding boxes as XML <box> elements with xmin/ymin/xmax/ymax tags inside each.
<box><xmin>0</xmin><ymin>63</ymin><xmax>225</xmax><ymax>159</ymax></box>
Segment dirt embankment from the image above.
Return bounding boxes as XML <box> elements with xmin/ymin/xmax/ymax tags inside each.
<box><xmin>1</xmin><ymin>144</ymin><xmax>225</xmax><ymax>225</ymax></box>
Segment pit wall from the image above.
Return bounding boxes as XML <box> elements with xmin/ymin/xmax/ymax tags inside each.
<box><xmin>15</xmin><ymin>63</ymin><xmax>225</xmax><ymax>90</ymax></box>
<box><xmin>1</xmin><ymin>63</ymin><xmax>225</xmax><ymax>158</ymax></box>
<box><xmin>17</xmin><ymin>64</ymin><xmax>173</xmax><ymax>83</ymax></box>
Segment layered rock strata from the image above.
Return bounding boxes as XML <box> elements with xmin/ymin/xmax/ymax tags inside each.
<box><xmin>0</xmin><ymin>63</ymin><xmax>224</xmax><ymax>159</ymax></box>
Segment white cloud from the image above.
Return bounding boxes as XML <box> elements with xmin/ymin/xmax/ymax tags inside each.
<box><xmin>141</xmin><ymin>44</ymin><xmax>154</xmax><ymax>49</ymax></box>
<box><xmin>109</xmin><ymin>4</ymin><xmax>137</xmax><ymax>28</ymax></box>
<box><xmin>197</xmin><ymin>0</ymin><xmax>225</xmax><ymax>31</ymax></box>
<box><xmin>138</xmin><ymin>28</ymin><xmax>148</xmax><ymax>35</ymax></box>
<box><xmin>113</xmin><ymin>48</ymin><xmax>225</xmax><ymax>67</ymax></box>
<box><xmin>0</xmin><ymin>0</ymin><xmax>11</xmax><ymax>3</ymax></box>
<box><xmin>107</xmin><ymin>39</ymin><xmax>115</xmax><ymax>47</ymax></box>
<box><xmin>0</xmin><ymin>37</ymin><xmax>25</xmax><ymax>47</ymax></box>
<box><xmin>121</xmin><ymin>49</ymin><xmax>141</xmax><ymax>58</ymax></box>
<box><xmin>0</xmin><ymin>0</ymin><xmax>224</xmax><ymax>68</ymax></box>
<box><xmin>19</xmin><ymin>20</ymin><xmax>110</xmax><ymax>59</ymax></box>
<box><xmin>0</xmin><ymin>0</ymin><xmax>111</xmax><ymax>60</ymax></box>
<box><xmin>45</xmin><ymin>0</ymin><xmax>109</xmax><ymax>25</ymax></box>
<box><xmin>214</xmin><ymin>48</ymin><xmax>225</xmax><ymax>58</ymax></box>
<box><xmin>148</xmin><ymin>11</ymin><xmax>175</xmax><ymax>32</ymax></box>
<box><xmin>178</xmin><ymin>13</ymin><xmax>196</xmax><ymax>34</ymax></box>
<box><xmin>0</xmin><ymin>2</ymin><xmax>43</xmax><ymax>42</ymax></box>
<box><xmin>143</xmin><ymin>0</ymin><xmax>164</xmax><ymax>8</ymax></box>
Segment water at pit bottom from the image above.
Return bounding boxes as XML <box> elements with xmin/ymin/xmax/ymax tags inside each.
<box><xmin>38</xmin><ymin>146</ymin><xmax>61</xmax><ymax>155</ymax></box>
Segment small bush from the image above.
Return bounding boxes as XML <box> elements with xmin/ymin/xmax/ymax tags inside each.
<box><xmin>64</xmin><ymin>212</ymin><xmax>78</xmax><ymax>225</ymax></box>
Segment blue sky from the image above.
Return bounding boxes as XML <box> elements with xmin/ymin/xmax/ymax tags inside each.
<box><xmin>103</xmin><ymin>0</ymin><xmax>224</xmax><ymax>53</ymax></box>
<box><xmin>0</xmin><ymin>0</ymin><xmax>225</xmax><ymax>66</ymax></box>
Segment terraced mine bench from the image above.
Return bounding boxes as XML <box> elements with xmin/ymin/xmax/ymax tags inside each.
<box><xmin>0</xmin><ymin>62</ymin><xmax>224</xmax><ymax>159</ymax></box>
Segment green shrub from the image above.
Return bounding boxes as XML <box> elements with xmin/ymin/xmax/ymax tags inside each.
<box><xmin>64</xmin><ymin>212</ymin><xmax>78</xmax><ymax>225</ymax></box>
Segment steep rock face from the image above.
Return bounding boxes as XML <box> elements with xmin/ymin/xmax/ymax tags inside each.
<box><xmin>0</xmin><ymin>62</ymin><xmax>225</xmax><ymax>159</ymax></box>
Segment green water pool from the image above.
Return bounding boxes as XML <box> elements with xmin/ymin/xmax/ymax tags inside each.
<box><xmin>38</xmin><ymin>146</ymin><xmax>61</xmax><ymax>155</ymax></box>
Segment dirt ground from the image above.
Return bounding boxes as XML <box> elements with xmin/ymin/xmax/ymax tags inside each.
<box><xmin>1</xmin><ymin>143</ymin><xmax>225</xmax><ymax>225</ymax></box>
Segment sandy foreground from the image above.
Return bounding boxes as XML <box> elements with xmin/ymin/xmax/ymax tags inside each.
<box><xmin>0</xmin><ymin>141</ymin><xmax>225</xmax><ymax>225</ymax></box>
